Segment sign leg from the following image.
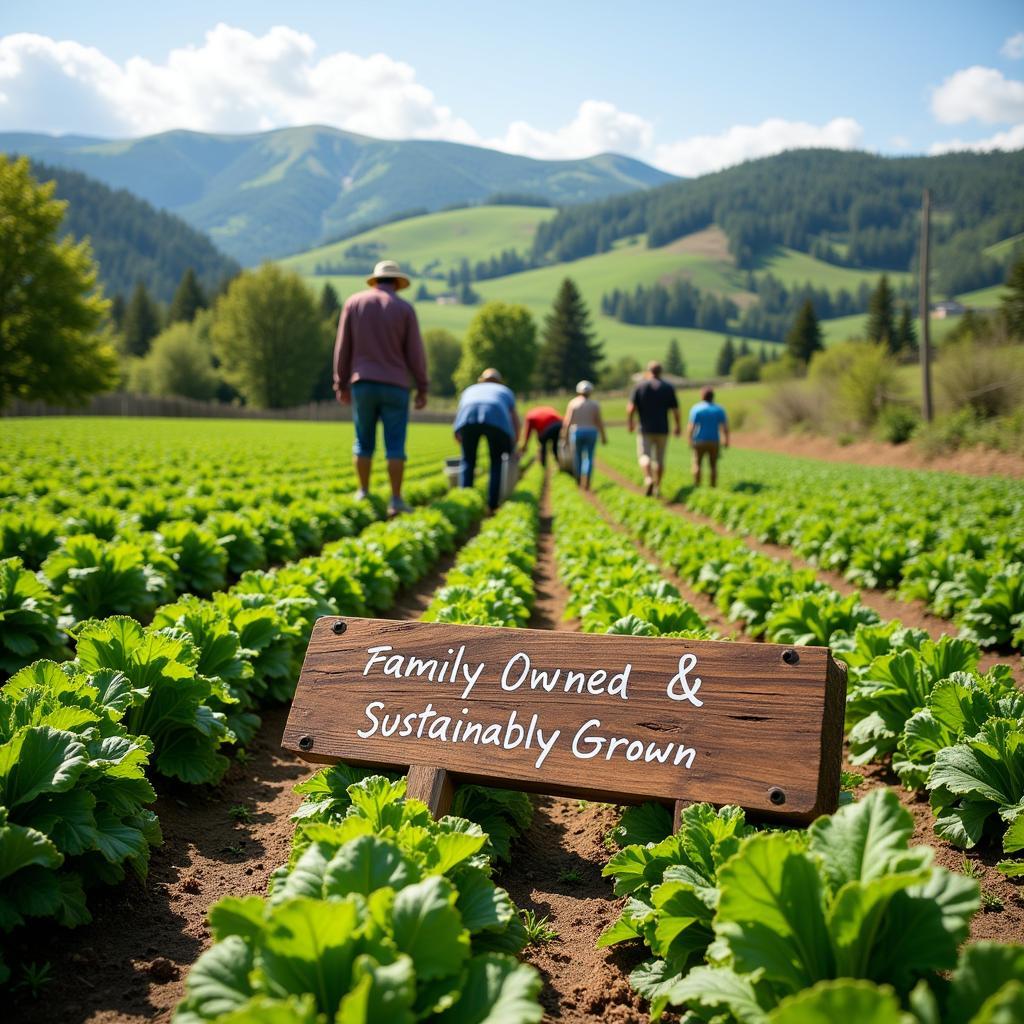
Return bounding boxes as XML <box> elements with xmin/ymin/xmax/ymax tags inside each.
<box><xmin>407</xmin><ymin>765</ymin><xmax>455</xmax><ymax>818</ymax></box>
<box><xmin>673</xmin><ymin>799</ymin><xmax>687</xmax><ymax>834</ymax></box>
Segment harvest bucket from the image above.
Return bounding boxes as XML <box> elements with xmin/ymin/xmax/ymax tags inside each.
<box><xmin>444</xmin><ymin>457</ymin><xmax>462</xmax><ymax>489</ymax></box>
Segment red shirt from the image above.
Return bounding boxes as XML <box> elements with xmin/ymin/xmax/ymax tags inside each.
<box><xmin>333</xmin><ymin>283</ymin><xmax>429</xmax><ymax>395</ymax></box>
<box><xmin>523</xmin><ymin>406</ymin><xmax>563</xmax><ymax>442</ymax></box>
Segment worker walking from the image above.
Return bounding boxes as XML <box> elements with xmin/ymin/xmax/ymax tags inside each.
<box><xmin>688</xmin><ymin>386</ymin><xmax>730</xmax><ymax>487</ymax></box>
<box><xmin>627</xmin><ymin>361</ymin><xmax>680</xmax><ymax>497</ymax></box>
<box><xmin>520</xmin><ymin>405</ymin><xmax>564</xmax><ymax>467</ymax></box>
<box><xmin>454</xmin><ymin>369</ymin><xmax>520</xmax><ymax>511</ymax></box>
<box><xmin>562</xmin><ymin>381</ymin><xmax>607</xmax><ymax>491</ymax></box>
<box><xmin>333</xmin><ymin>260</ymin><xmax>428</xmax><ymax>516</ymax></box>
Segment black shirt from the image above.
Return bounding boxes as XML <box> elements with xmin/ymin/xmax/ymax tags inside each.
<box><xmin>630</xmin><ymin>378</ymin><xmax>679</xmax><ymax>434</ymax></box>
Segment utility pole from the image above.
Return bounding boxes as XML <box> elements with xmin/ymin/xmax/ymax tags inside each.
<box><xmin>919</xmin><ymin>188</ymin><xmax>934</xmax><ymax>423</ymax></box>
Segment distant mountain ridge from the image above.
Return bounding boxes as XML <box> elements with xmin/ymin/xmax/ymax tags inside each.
<box><xmin>29</xmin><ymin>160</ymin><xmax>240</xmax><ymax>303</ymax></box>
<box><xmin>1</xmin><ymin>126</ymin><xmax>674</xmax><ymax>264</ymax></box>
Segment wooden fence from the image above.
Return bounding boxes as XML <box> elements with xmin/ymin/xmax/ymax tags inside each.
<box><xmin>2</xmin><ymin>392</ymin><xmax>455</xmax><ymax>424</ymax></box>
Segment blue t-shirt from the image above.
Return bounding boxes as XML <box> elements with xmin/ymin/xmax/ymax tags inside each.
<box><xmin>454</xmin><ymin>382</ymin><xmax>517</xmax><ymax>438</ymax></box>
<box><xmin>688</xmin><ymin>401</ymin><xmax>728</xmax><ymax>443</ymax></box>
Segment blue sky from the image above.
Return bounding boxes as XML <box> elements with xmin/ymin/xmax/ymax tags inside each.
<box><xmin>1</xmin><ymin>0</ymin><xmax>1022</xmax><ymax>174</ymax></box>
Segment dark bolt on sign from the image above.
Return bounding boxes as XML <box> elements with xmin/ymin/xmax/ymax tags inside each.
<box><xmin>283</xmin><ymin>617</ymin><xmax>847</xmax><ymax>822</ymax></box>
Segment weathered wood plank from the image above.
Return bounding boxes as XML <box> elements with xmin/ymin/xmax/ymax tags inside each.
<box><xmin>283</xmin><ymin>616</ymin><xmax>847</xmax><ymax>823</ymax></box>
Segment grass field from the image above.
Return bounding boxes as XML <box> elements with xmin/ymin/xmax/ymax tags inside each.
<box><xmin>281</xmin><ymin>205</ymin><xmax>557</xmax><ymax>279</ymax></box>
<box><xmin>288</xmin><ymin>209</ymin><xmax>1009</xmax><ymax>374</ymax></box>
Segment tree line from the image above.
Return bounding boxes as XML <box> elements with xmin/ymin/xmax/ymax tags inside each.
<box><xmin>530</xmin><ymin>149</ymin><xmax>1024</xmax><ymax>294</ymax></box>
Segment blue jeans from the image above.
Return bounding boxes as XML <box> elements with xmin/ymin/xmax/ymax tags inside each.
<box><xmin>352</xmin><ymin>381</ymin><xmax>410</xmax><ymax>460</ymax></box>
<box><xmin>573</xmin><ymin>427</ymin><xmax>598</xmax><ymax>482</ymax></box>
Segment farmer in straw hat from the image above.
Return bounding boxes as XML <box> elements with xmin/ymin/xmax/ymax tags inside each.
<box><xmin>334</xmin><ymin>260</ymin><xmax>428</xmax><ymax>516</ymax></box>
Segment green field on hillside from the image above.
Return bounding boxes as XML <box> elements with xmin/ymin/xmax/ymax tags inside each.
<box><xmin>281</xmin><ymin>205</ymin><xmax>557</xmax><ymax>278</ymax></box>
<box><xmin>759</xmin><ymin>247</ymin><xmax>913</xmax><ymax>291</ymax></box>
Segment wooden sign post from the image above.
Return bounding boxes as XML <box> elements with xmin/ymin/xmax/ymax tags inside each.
<box><xmin>283</xmin><ymin>617</ymin><xmax>847</xmax><ymax>824</ymax></box>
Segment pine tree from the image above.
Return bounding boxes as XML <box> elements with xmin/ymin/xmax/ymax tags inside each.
<box><xmin>866</xmin><ymin>274</ymin><xmax>896</xmax><ymax>350</ymax></box>
<box><xmin>110</xmin><ymin>294</ymin><xmax>126</xmax><ymax>334</ymax></box>
<box><xmin>167</xmin><ymin>267</ymin><xmax>207</xmax><ymax>324</ymax></box>
<box><xmin>536</xmin><ymin>278</ymin><xmax>604</xmax><ymax>390</ymax></box>
<box><xmin>716</xmin><ymin>336</ymin><xmax>736</xmax><ymax>376</ymax></box>
<box><xmin>122</xmin><ymin>281</ymin><xmax>162</xmax><ymax>357</ymax></box>
<box><xmin>738</xmin><ymin>338</ymin><xmax>751</xmax><ymax>357</ymax></box>
<box><xmin>785</xmin><ymin>299</ymin><xmax>823</xmax><ymax>363</ymax></box>
<box><xmin>893</xmin><ymin>303</ymin><xmax>917</xmax><ymax>354</ymax></box>
<box><xmin>319</xmin><ymin>282</ymin><xmax>341</xmax><ymax>321</ymax></box>
<box><xmin>1001</xmin><ymin>254</ymin><xmax>1024</xmax><ymax>340</ymax></box>
<box><xmin>665</xmin><ymin>337</ymin><xmax>685</xmax><ymax>376</ymax></box>
<box><xmin>758</xmin><ymin>343</ymin><xmax>767</xmax><ymax>364</ymax></box>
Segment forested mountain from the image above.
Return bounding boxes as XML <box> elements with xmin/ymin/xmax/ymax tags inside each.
<box><xmin>532</xmin><ymin>149</ymin><xmax>1024</xmax><ymax>295</ymax></box>
<box><xmin>3</xmin><ymin>127</ymin><xmax>674</xmax><ymax>264</ymax></box>
<box><xmin>31</xmin><ymin>161</ymin><xmax>239</xmax><ymax>302</ymax></box>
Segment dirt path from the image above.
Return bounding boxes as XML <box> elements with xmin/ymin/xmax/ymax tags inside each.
<box><xmin>733</xmin><ymin>430</ymin><xmax>1024</xmax><ymax>479</ymax></box>
<box><xmin>11</xmin><ymin>706</ymin><xmax>309</xmax><ymax>1024</ymax></box>
<box><xmin>530</xmin><ymin>470</ymin><xmax>578</xmax><ymax>632</ymax></box>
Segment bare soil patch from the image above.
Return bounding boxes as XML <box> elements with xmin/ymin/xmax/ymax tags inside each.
<box><xmin>500</xmin><ymin>798</ymin><xmax>654</xmax><ymax>1023</ymax></box>
<box><xmin>10</xmin><ymin>706</ymin><xmax>310</xmax><ymax>1024</ymax></box>
<box><xmin>530</xmin><ymin>470</ymin><xmax>579</xmax><ymax>631</ymax></box>
<box><xmin>734</xmin><ymin>430</ymin><xmax>1024</xmax><ymax>479</ymax></box>
<box><xmin>661</xmin><ymin>225</ymin><xmax>732</xmax><ymax>262</ymax></box>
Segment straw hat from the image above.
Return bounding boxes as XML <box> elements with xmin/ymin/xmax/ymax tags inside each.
<box><xmin>367</xmin><ymin>260</ymin><xmax>410</xmax><ymax>290</ymax></box>
<box><xmin>576</xmin><ymin>380</ymin><xmax>594</xmax><ymax>395</ymax></box>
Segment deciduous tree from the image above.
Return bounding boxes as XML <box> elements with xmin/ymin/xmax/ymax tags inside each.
<box><xmin>423</xmin><ymin>329</ymin><xmax>461</xmax><ymax>397</ymax></box>
<box><xmin>0</xmin><ymin>156</ymin><xmax>117</xmax><ymax>408</ymax></box>
<box><xmin>454</xmin><ymin>302</ymin><xmax>538</xmax><ymax>393</ymax></box>
<box><xmin>131</xmin><ymin>314</ymin><xmax>219</xmax><ymax>400</ymax></box>
<box><xmin>211</xmin><ymin>264</ymin><xmax>323</xmax><ymax>408</ymax></box>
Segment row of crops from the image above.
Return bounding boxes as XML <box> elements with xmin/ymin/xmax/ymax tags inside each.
<box><xmin>2</xmin><ymin>416</ymin><xmax>1024</xmax><ymax>1022</ymax></box>
<box><xmin>541</xmin><ymin>469</ymin><xmax>1023</xmax><ymax>1020</ymax></box>
<box><xmin>600</xmin><ymin>437</ymin><xmax>1024</xmax><ymax>651</ymax></box>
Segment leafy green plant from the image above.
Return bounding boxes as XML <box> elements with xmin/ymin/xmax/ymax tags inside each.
<box><xmin>520</xmin><ymin>910</ymin><xmax>558</xmax><ymax>945</ymax></box>
<box><xmin>73</xmin><ymin>616</ymin><xmax>234</xmax><ymax>784</ymax></box>
<box><xmin>0</xmin><ymin>557</ymin><xmax>66</xmax><ymax>676</ymax></box>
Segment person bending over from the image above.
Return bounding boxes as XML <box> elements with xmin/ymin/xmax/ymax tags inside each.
<box><xmin>520</xmin><ymin>405</ymin><xmax>563</xmax><ymax>467</ymax></box>
<box><xmin>454</xmin><ymin>369</ymin><xmax>520</xmax><ymax>510</ymax></box>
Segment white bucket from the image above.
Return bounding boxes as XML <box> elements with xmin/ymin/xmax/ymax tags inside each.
<box><xmin>444</xmin><ymin>457</ymin><xmax>462</xmax><ymax>490</ymax></box>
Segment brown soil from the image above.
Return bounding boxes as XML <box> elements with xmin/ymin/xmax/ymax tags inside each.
<box><xmin>529</xmin><ymin>471</ymin><xmax>579</xmax><ymax>632</ymax></box>
<box><xmin>734</xmin><ymin>430</ymin><xmax>1024</xmax><ymax>479</ymax></box>
<box><xmin>500</xmin><ymin>798</ymin><xmax>654</xmax><ymax>1023</ymax></box>
<box><xmin>10</xmin><ymin>706</ymin><xmax>309</xmax><ymax>1024</ymax></box>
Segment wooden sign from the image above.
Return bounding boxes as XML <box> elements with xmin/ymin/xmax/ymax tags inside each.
<box><xmin>283</xmin><ymin>617</ymin><xmax>847</xmax><ymax>824</ymax></box>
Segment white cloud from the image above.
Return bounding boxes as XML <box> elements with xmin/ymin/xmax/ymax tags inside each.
<box><xmin>929</xmin><ymin>123</ymin><xmax>1024</xmax><ymax>155</ymax></box>
<box><xmin>652</xmin><ymin>117</ymin><xmax>864</xmax><ymax>177</ymax></box>
<box><xmin>931</xmin><ymin>65</ymin><xmax>1024</xmax><ymax>124</ymax></box>
<box><xmin>0</xmin><ymin>26</ymin><xmax>870</xmax><ymax>178</ymax></box>
<box><xmin>489</xmin><ymin>100</ymin><xmax>654</xmax><ymax>160</ymax></box>
<box><xmin>0</xmin><ymin>25</ymin><xmax>476</xmax><ymax>141</ymax></box>
<box><xmin>1002</xmin><ymin>32</ymin><xmax>1024</xmax><ymax>59</ymax></box>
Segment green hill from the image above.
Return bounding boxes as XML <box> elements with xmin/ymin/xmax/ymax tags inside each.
<box><xmin>29</xmin><ymin>159</ymin><xmax>239</xmax><ymax>303</ymax></box>
<box><xmin>282</xmin><ymin>205</ymin><xmax>558</xmax><ymax>279</ymax></box>
<box><xmin>1</xmin><ymin>126</ymin><xmax>673</xmax><ymax>264</ymax></box>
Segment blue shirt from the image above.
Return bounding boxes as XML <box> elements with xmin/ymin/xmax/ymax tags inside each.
<box><xmin>454</xmin><ymin>382</ymin><xmax>517</xmax><ymax>438</ymax></box>
<box><xmin>688</xmin><ymin>401</ymin><xmax>728</xmax><ymax>443</ymax></box>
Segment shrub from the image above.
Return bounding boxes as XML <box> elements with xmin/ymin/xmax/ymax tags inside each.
<box><xmin>731</xmin><ymin>354</ymin><xmax>761</xmax><ymax>383</ymax></box>
<box><xmin>763</xmin><ymin>379</ymin><xmax>823</xmax><ymax>433</ymax></box>
<box><xmin>809</xmin><ymin>340</ymin><xmax>904</xmax><ymax>430</ymax></box>
<box><xmin>935</xmin><ymin>338</ymin><xmax>1024</xmax><ymax>419</ymax></box>
<box><xmin>876</xmin><ymin>404</ymin><xmax>919</xmax><ymax>444</ymax></box>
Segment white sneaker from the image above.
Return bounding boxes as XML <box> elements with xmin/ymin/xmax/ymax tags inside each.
<box><xmin>354</xmin><ymin>488</ymin><xmax>370</xmax><ymax>501</ymax></box>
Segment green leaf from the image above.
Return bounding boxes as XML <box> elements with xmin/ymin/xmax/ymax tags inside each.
<box><xmin>336</xmin><ymin>954</ymin><xmax>416</xmax><ymax>1024</ymax></box>
<box><xmin>454</xmin><ymin>868</ymin><xmax>514</xmax><ymax>934</ymax></box>
<box><xmin>258</xmin><ymin>897</ymin><xmax>361</xmax><ymax>1015</ymax></box>
<box><xmin>715</xmin><ymin>833</ymin><xmax>833</xmax><ymax>991</ymax></box>
<box><xmin>390</xmin><ymin>876</ymin><xmax>470</xmax><ymax>981</ymax></box>
<box><xmin>179</xmin><ymin>935</ymin><xmax>255</xmax><ymax>1019</ymax></box>
<box><xmin>613</xmin><ymin>802</ymin><xmax>673</xmax><ymax>847</ymax></box>
<box><xmin>434</xmin><ymin>953</ymin><xmax>542</xmax><ymax>1024</ymax></box>
<box><xmin>947</xmin><ymin>942</ymin><xmax>1024</xmax><ymax>1023</ymax></box>
<box><xmin>664</xmin><ymin>965</ymin><xmax>770</xmax><ymax>1024</ymax></box>
<box><xmin>0</xmin><ymin>813</ymin><xmax>62</xmax><ymax>880</ymax></box>
<box><xmin>322</xmin><ymin>835</ymin><xmax>417</xmax><ymax>897</ymax></box>
<box><xmin>0</xmin><ymin>726</ymin><xmax>88</xmax><ymax>807</ymax></box>
<box><xmin>767</xmin><ymin>979</ymin><xmax>912</xmax><ymax>1024</ymax></box>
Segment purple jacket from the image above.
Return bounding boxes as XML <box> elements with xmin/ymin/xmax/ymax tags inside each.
<box><xmin>333</xmin><ymin>284</ymin><xmax>429</xmax><ymax>395</ymax></box>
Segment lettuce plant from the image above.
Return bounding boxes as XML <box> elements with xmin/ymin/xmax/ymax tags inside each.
<box><xmin>175</xmin><ymin>776</ymin><xmax>542</xmax><ymax>1024</ymax></box>
<box><xmin>73</xmin><ymin>616</ymin><xmax>234</xmax><ymax>784</ymax></box>
<box><xmin>0</xmin><ymin>557</ymin><xmax>67</xmax><ymax>676</ymax></box>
